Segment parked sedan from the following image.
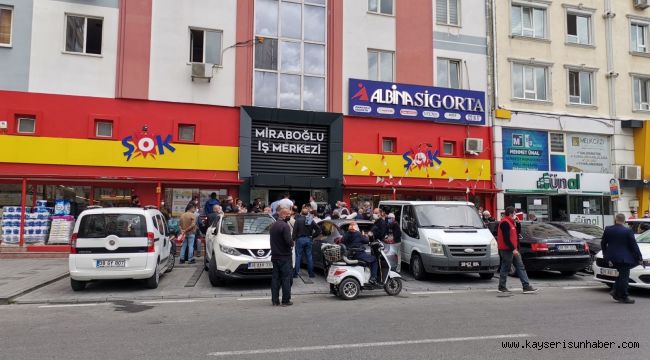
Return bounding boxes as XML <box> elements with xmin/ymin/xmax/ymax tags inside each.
<box><xmin>593</xmin><ymin>230</ymin><xmax>650</xmax><ymax>289</ymax></box>
<box><xmin>549</xmin><ymin>222</ymin><xmax>603</xmax><ymax>273</ymax></box>
<box><xmin>306</xmin><ymin>219</ymin><xmax>400</xmax><ymax>272</ymax></box>
<box><xmin>515</xmin><ymin>222</ymin><xmax>591</xmax><ymax>276</ymax></box>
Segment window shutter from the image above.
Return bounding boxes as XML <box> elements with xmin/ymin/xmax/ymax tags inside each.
<box><xmin>436</xmin><ymin>0</ymin><xmax>448</xmax><ymax>24</ymax></box>
<box><xmin>449</xmin><ymin>0</ymin><xmax>459</xmax><ymax>25</ymax></box>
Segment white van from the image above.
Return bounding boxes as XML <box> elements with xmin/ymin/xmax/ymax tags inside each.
<box><xmin>379</xmin><ymin>201</ymin><xmax>499</xmax><ymax>280</ymax></box>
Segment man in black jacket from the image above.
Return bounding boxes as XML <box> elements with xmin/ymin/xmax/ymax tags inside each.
<box><xmin>270</xmin><ymin>207</ymin><xmax>294</xmax><ymax>306</ymax></box>
<box><xmin>602</xmin><ymin>213</ymin><xmax>644</xmax><ymax>304</ymax></box>
<box><xmin>293</xmin><ymin>204</ymin><xmax>321</xmax><ymax>278</ymax></box>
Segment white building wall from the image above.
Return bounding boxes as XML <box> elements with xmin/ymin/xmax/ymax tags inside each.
<box><xmin>28</xmin><ymin>0</ymin><xmax>119</xmax><ymax>97</ymax></box>
<box><xmin>341</xmin><ymin>2</ymin><xmax>395</xmax><ymax>114</ymax></box>
<box><xmin>148</xmin><ymin>0</ymin><xmax>237</xmax><ymax>106</ymax></box>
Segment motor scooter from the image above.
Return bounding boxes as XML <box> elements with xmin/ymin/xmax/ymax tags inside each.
<box><xmin>322</xmin><ymin>241</ymin><xmax>402</xmax><ymax>300</ymax></box>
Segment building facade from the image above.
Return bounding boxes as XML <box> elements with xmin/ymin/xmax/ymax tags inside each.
<box><xmin>489</xmin><ymin>0</ymin><xmax>650</xmax><ymax>226</ymax></box>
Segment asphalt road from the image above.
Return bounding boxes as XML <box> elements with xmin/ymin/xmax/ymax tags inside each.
<box><xmin>0</xmin><ymin>286</ymin><xmax>648</xmax><ymax>360</ymax></box>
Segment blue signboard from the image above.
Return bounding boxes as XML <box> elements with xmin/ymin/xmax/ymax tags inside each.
<box><xmin>348</xmin><ymin>79</ymin><xmax>486</xmax><ymax>126</ymax></box>
<box><xmin>502</xmin><ymin>128</ymin><xmax>549</xmax><ymax>171</ymax></box>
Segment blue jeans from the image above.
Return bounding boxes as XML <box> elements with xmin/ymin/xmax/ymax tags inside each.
<box><xmin>614</xmin><ymin>263</ymin><xmax>632</xmax><ymax>299</ymax></box>
<box><xmin>499</xmin><ymin>250</ymin><xmax>530</xmax><ymax>289</ymax></box>
<box><xmin>181</xmin><ymin>233</ymin><xmax>195</xmax><ymax>262</ymax></box>
<box><xmin>294</xmin><ymin>237</ymin><xmax>314</xmax><ymax>277</ymax></box>
<box><xmin>271</xmin><ymin>259</ymin><xmax>292</xmax><ymax>304</ymax></box>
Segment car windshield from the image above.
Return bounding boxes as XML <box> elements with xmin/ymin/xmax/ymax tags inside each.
<box><xmin>525</xmin><ymin>223</ymin><xmax>572</xmax><ymax>239</ymax></box>
<box><xmin>636</xmin><ymin>230</ymin><xmax>650</xmax><ymax>243</ymax></box>
<box><xmin>562</xmin><ymin>224</ymin><xmax>603</xmax><ymax>239</ymax></box>
<box><xmin>414</xmin><ymin>204</ymin><xmax>484</xmax><ymax>228</ymax></box>
<box><xmin>220</xmin><ymin>215</ymin><xmax>274</xmax><ymax>235</ymax></box>
<box><xmin>78</xmin><ymin>214</ymin><xmax>147</xmax><ymax>238</ymax></box>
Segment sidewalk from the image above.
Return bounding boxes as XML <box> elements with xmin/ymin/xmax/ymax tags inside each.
<box><xmin>0</xmin><ymin>259</ymin><xmax>69</xmax><ymax>304</ymax></box>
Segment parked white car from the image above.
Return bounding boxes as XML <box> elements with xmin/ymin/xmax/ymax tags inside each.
<box><xmin>69</xmin><ymin>207</ymin><xmax>174</xmax><ymax>291</ymax></box>
<box><xmin>593</xmin><ymin>230</ymin><xmax>650</xmax><ymax>289</ymax></box>
<box><xmin>204</xmin><ymin>213</ymin><xmax>276</xmax><ymax>286</ymax></box>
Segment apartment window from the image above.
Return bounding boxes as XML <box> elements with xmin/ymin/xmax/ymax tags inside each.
<box><xmin>566</xmin><ymin>13</ymin><xmax>591</xmax><ymax>45</ymax></box>
<box><xmin>512</xmin><ymin>63</ymin><xmax>548</xmax><ymax>101</ymax></box>
<box><xmin>0</xmin><ymin>6</ymin><xmax>12</xmax><ymax>46</ymax></box>
<box><xmin>436</xmin><ymin>0</ymin><xmax>459</xmax><ymax>26</ymax></box>
<box><xmin>437</xmin><ymin>58</ymin><xmax>461</xmax><ymax>89</ymax></box>
<box><xmin>368</xmin><ymin>0</ymin><xmax>393</xmax><ymax>15</ymax></box>
<box><xmin>17</xmin><ymin>116</ymin><xmax>36</xmax><ymax>134</ymax></box>
<box><xmin>178</xmin><ymin>124</ymin><xmax>196</xmax><ymax>142</ymax></box>
<box><xmin>631</xmin><ymin>23</ymin><xmax>649</xmax><ymax>53</ymax></box>
<box><xmin>382</xmin><ymin>138</ymin><xmax>395</xmax><ymax>153</ymax></box>
<box><xmin>189</xmin><ymin>28</ymin><xmax>223</xmax><ymax>65</ymax></box>
<box><xmin>511</xmin><ymin>4</ymin><xmax>546</xmax><ymax>39</ymax></box>
<box><xmin>442</xmin><ymin>141</ymin><xmax>455</xmax><ymax>155</ymax></box>
<box><xmin>568</xmin><ymin>70</ymin><xmax>593</xmax><ymax>105</ymax></box>
<box><xmin>550</xmin><ymin>133</ymin><xmax>565</xmax><ymax>153</ymax></box>
<box><xmin>368</xmin><ymin>50</ymin><xmax>394</xmax><ymax>82</ymax></box>
<box><xmin>633</xmin><ymin>77</ymin><xmax>650</xmax><ymax>111</ymax></box>
<box><xmin>254</xmin><ymin>0</ymin><xmax>326</xmax><ymax>111</ymax></box>
<box><xmin>65</xmin><ymin>14</ymin><xmax>103</xmax><ymax>55</ymax></box>
<box><xmin>95</xmin><ymin>121</ymin><xmax>113</xmax><ymax>138</ymax></box>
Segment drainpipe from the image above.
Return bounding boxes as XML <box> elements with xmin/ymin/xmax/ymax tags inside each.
<box><xmin>604</xmin><ymin>0</ymin><xmax>616</xmax><ymax>119</ymax></box>
<box><xmin>487</xmin><ymin>0</ymin><xmax>503</xmax><ymax>218</ymax></box>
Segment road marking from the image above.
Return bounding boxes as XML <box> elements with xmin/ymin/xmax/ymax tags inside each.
<box><xmin>38</xmin><ymin>303</ymin><xmax>109</xmax><ymax>308</ymax></box>
<box><xmin>562</xmin><ymin>286</ymin><xmax>603</xmax><ymax>290</ymax></box>
<box><xmin>139</xmin><ymin>299</ymin><xmax>202</xmax><ymax>304</ymax></box>
<box><xmin>207</xmin><ymin>334</ymin><xmax>532</xmax><ymax>357</ymax></box>
<box><xmin>410</xmin><ymin>291</ymin><xmax>459</xmax><ymax>295</ymax></box>
<box><xmin>236</xmin><ymin>297</ymin><xmax>270</xmax><ymax>301</ymax></box>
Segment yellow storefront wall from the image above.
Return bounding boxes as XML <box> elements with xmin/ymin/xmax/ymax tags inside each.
<box><xmin>0</xmin><ymin>135</ymin><xmax>239</xmax><ymax>171</ymax></box>
<box><xmin>634</xmin><ymin>123</ymin><xmax>650</xmax><ymax>214</ymax></box>
<box><xmin>343</xmin><ymin>152</ymin><xmax>491</xmax><ymax>180</ymax></box>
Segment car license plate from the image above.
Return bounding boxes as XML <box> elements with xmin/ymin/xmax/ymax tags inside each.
<box><xmin>557</xmin><ymin>245</ymin><xmax>576</xmax><ymax>251</ymax></box>
<box><xmin>247</xmin><ymin>262</ymin><xmax>272</xmax><ymax>270</ymax></box>
<box><xmin>601</xmin><ymin>268</ymin><xmax>619</xmax><ymax>277</ymax></box>
<box><xmin>96</xmin><ymin>259</ymin><xmax>126</xmax><ymax>268</ymax></box>
<box><xmin>459</xmin><ymin>261</ymin><xmax>480</xmax><ymax>268</ymax></box>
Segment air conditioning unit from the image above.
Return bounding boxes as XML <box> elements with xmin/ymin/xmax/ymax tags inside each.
<box><xmin>619</xmin><ymin>165</ymin><xmax>642</xmax><ymax>180</ymax></box>
<box><xmin>635</xmin><ymin>0</ymin><xmax>650</xmax><ymax>10</ymax></box>
<box><xmin>191</xmin><ymin>63</ymin><xmax>213</xmax><ymax>82</ymax></box>
<box><xmin>464</xmin><ymin>138</ymin><xmax>484</xmax><ymax>154</ymax></box>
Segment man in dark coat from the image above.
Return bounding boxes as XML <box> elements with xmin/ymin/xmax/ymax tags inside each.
<box><xmin>343</xmin><ymin>222</ymin><xmax>379</xmax><ymax>284</ymax></box>
<box><xmin>602</xmin><ymin>213</ymin><xmax>644</xmax><ymax>304</ymax></box>
<box><xmin>270</xmin><ymin>208</ymin><xmax>294</xmax><ymax>306</ymax></box>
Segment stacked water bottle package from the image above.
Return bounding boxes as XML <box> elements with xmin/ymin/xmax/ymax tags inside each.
<box><xmin>1</xmin><ymin>201</ymin><xmax>55</xmax><ymax>246</ymax></box>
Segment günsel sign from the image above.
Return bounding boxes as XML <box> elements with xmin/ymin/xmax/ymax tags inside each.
<box><xmin>536</xmin><ymin>173</ymin><xmax>581</xmax><ymax>190</ymax></box>
<box><xmin>251</xmin><ymin>121</ymin><xmax>329</xmax><ymax>176</ymax></box>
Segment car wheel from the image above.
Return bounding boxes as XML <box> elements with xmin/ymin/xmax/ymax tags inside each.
<box><xmin>145</xmin><ymin>262</ymin><xmax>160</xmax><ymax>289</ymax></box>
<box><xmin>560</xmin><ymin>271</ymin><xmax>577</xmax><ymax>276</ymax></box>
<box><xmin>70</xmin><ymin>278</ymin><xmax>86</xmax><ymax>291</ymax></box>
<box><xmin>479</xmin><ymin>272</ymin><xmax>494</xmax><ymax>280</ymax></box>
<box><xmin>165</xmin><ymin>252</ymin><xmax>175</xmax><ymax>273</ymax></box>
<box><xmin>339</xmin><ymin>277</ymin><xmax>360</xmax><ymax>300</ymax></box>
<box><xmin>384</xmin><ymin>278</ymin><xmax>402</xmax><ymax>296</ymax></box>
<box><xmin>410</xmin><ymin>253</ymin><xmax>426</xmax><ymax>280</ymax></box>
<box><xmin>208</xmin><ymin>253</ymin><xmax>225</xmax><ymax>287</ymax></box>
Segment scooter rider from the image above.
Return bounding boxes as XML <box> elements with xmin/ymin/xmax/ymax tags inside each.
<box><xmin>343</xmin><ymin>222</ymin><xmax>379</xmax><ymax>285</ymax></box>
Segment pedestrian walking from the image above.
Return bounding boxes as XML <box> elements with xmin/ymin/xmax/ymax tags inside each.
<box><xmin>270</xmin><ymin>207</ymin><xmax>294</xmax><ymax>306</ymax></box>
<box><xmin>293</xmin><ymin>204</ymin><xmax>322</xmax><ymax>278</ymax></box>
<box><xmin>497</xmin><ymin>206</ymin><xmax>537</xmax><ymax>294</ymax></box>
<box><xmin>179</xmin><ymin>204</ymin><xmax>198</xmax><ymax>264</ymax></box>
<box><xmin>601</xmin><ymin>213</ymin><xmax>644</xmax><ymax>304</ymax></box>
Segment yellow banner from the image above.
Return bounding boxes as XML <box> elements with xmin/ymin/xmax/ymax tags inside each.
<box><xmin>343</xmin><ymin>152</ymin><xmax>490</xmax><ymax>180</ymax></box>
<box><xmin>0</xmin><ymin>135</ymin><xmax>239</xmax><ymax>171</ymax></box>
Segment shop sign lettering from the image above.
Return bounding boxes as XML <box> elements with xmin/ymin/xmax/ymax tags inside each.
<box><xmin>569</xmin><ymin>214</ymin><xmax>603</xmax><ymax>228</ymax></box>
<box><xmin>536</xmin><ymin>173</ymin><xmax>581</xmax><ymax>190</ymax></box>
<box><xmin>254</xmin><ymin>127</ymin><xmax>325</xmax><ymax>155</ymax></box>
<box><xmin>402</xmin><ymin>145</ymin><xmax>442</xmax><ymax>170</ymax></box>
<box><xmin>121</xmin><ymin>130</ymin><xmax>175</xmax><ymax>161</ymax></box>
<box><xmin>348</xmin><ymin>79</ymin><xmax>486</xmax><ymax>126</ymax></box>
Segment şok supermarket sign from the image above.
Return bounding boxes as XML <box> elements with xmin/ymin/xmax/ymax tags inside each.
<box><xmin>348</xmin><ymin>78</ymin><xmax>486</xmax><ymax>126</ymax></box>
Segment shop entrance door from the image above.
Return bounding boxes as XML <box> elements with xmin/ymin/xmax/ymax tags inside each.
<box><xmin>269</xmin><ymin>190</ymin><xmax>311</xmax><ymax>210</ymax></box>
<box><xmin>550</xmin><ymin>195</ymin><xmax>569</xmax><ymax>221</ymax></box>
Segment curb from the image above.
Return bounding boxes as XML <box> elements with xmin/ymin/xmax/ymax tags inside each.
<box><xmin>1</xmin><ymin>272</ymin><xmax>70</xmax><ymax>305</ymax></box>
